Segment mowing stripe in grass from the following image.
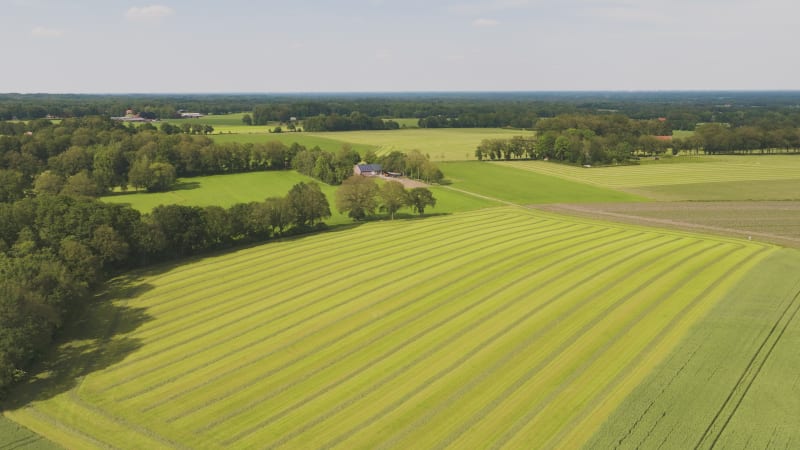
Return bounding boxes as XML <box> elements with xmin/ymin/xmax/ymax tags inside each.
<box><xmin>124</xmin><ymin>211</ymin><xmax>515</xmax><ymax>314</ymax></box>
<box><xmin>152</xmin><ymin>221</ymin><xmax>600</xmax><ymax>421</ymax></box>
<box><xmin>290</xmin><ymin>238</ymin><xmax>702</xmax><ymax>449</ymax></box>
<box><xmin>545</xmin><ymin>245</ymin><xmax>773</xmax><ymax>450</ymax></box>
<box><xmin>100</xmin><ymin>214</ymin><xmax>541</xmax><ymax>389</ymax></box>
<box><xmin>152</xmin><ymin>221</ymin><xmax>620</xmax><ymax>418</ymax></box>
<box><xmin>373</xmin><ymin>238</ymin><xmax>713</xmax><ymax>450</ymax></box>
<box><xmin>98</xmin><ymin>214</ymin><xmax>534</xmax><ymax>376</ymax></box>
<box><xmin>484</xmin><ymin>243</ymin><xmax>744</xmax><ymax>450</ymax></box>
<box><xmin>167</xmin><ymin>224</ymin><xmax>608</xmax><ymax>426</ymax></box>
<box><xmin>113</xmin><ymin>220</ymin><xmax>587</xmax><ymax>403</ymax></box>
<box><xmin>258</xmin><ymin>235</ymin><xmax>692</xmax><ymax>448</ymax></box>
<box><xmin>197</xmin><ymin>229</ymin><xmax>645</xmax><ymax>433</ymax></box>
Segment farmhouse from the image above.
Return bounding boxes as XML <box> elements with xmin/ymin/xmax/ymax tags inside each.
<box><xmin>354</xmin><ymin>164</ymin><xmax>382</xmax><ymax>176</ymax></box>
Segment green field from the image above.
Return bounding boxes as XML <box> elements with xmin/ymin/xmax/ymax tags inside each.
<box><xmin>101</xmin><ymin>171</ymin><xmax>497</xmax><ymax>221</ymax></box>
<box><xmin>303</xmin><ymin>128</ymin><xmax>534</xmax><ymax>161</ymax></box>
<box><xmin>442</xmin><ymin>161</ymin><xmax>646</xmax><ymax>204</ymax></box>
<box><xmin>210</xmin><ymin>132</ymin><xmax>379</xmax><ymax>155</ymax></box>
<box><xmin>163</xmin><ymin>113</ymin><xmax>277</xmax><ymax>134</ymax></box>
<box><xmin>496</xmin><ymin>155</ymin><xmax>800</xmax><ymax>200</ymax></box>
<box><xmin>0</xmin><ymin>415</ymin><xmax>58</xmax><ymax>449</ymax></box>
<box><xmin>3</xmin><ymin>207</ymin><xmax>787</xmax><ymax>449</ymax></box>
<box><xmin>588</xmin><ymin>248</ymin><xmax>800</xmax><ymax>449</ymax></box>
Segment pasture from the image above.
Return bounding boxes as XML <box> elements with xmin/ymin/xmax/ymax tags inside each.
<box><xmin>441</xmin><ymin>161</ymin><xmax>645</xmax><ymax>204</ymax></box>
<box><xmin>3</xmin><ymin>207</ymin><xmax>785</xmax><ymax>449</ymax></box>
<box><xmin>163</xmin><ymin>113</ymin><xmax>275</xmax><ymax>134</ymax></box>
<box><xmin>210</xmin><ymin>132</ymin><xmax>379</xmax><ymax>156</ymax></box>
<box><xmin>495</xmin><ymin>155</ymin><xmax>800</xmax><ymax>200</ymax></box>
<box><xmin>303</xmin><ymin>128</ymin><xmax>535</xmax><ymax>161</ymax></box>
<box><xmin>101</xmin><ymin>171</ymin><xmax>497</xmax><ymax>220</ymax></box>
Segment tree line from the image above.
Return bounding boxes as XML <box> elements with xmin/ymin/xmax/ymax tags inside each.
<box><xmin>8</xmin><ymin>92</ymin><xmax>800</xmax><ymax>132</ymax></box>
<box><xmin>476</xmin><ymin>113</ymin><xmax>800</xmax><ymax>165</ymax></box>
<box><xmin>0</xmin><ymin>117</ymin><xmax>446</xmax><ymax>202</ymax></box>
<box><xmin>0</xmin><ymin>181</ymin><xmax>333</xmax><ymax>397</ymax></box>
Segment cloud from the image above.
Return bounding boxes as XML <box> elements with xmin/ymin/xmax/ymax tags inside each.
<box><xmin>473</xmin><ymin>18</ymin><xmax>499</xmax><ymax>27</ymax></box>
<box><xmin>125</xmin><ymin>5</ymin><xmax>175</xmax><ymax>22</ymax></box>
<box><xmin>31</xmin><ymin>26</ymin><xmax>63</xmax><ymax>38</ymax></box>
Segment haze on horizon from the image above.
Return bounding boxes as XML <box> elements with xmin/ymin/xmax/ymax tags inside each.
<box><xmin>2</xmin><ymin>0</ymin><xmax>798</xmax><ymax>94</ymax></box>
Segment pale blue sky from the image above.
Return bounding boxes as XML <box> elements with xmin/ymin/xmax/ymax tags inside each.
<box><xmin>2</xmin><ymin>0</ymin><xmax>798</xmax><ymax>93</ymax></box>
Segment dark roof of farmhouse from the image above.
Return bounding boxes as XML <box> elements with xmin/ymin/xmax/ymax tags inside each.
<box><xmin>357</xmin><ymin>164</ymin><xmax>382</xmax><ymax>172</ymax></box>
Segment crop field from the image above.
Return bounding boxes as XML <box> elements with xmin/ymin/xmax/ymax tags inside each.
<box><xmin>588</xmin><ymin>248</ymin><xmax>800</xmax><ymax>449</ymax></box>
<box><xmin>303</xmin><ymin>128</ymin><xmax>534</xmax><ymax>161</ymax></box>
<box><xmin>442</xmin><ymin>161</ymin><xmax>646</xmax><ymax>204</ymax></box>
<box><xmin>495</xmin><ymin>155</ymin><xmax>800</xmax><ymax>201</ymax></box>
<box><xmin>100</xmin><ymin>171</ymin><xmax>496</xmax><ymax>220</ymax></box>
<box><xmin>3</xmin><ymin>207</ymin><xmax>785</xmax><ymax>449</ymax></box>
<box><xmin>0</xmin><ymin>415</ymin><xmax>57</xmax><ymax>449</ymax></box>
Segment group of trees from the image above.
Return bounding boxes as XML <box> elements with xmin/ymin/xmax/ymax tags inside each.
<box><xmin>474</xmin><ymin>114</ymin><xmax>676</xmax><ymax>165</ymax></box>
<box><xmin>293</xmin><ymin>146</ymin><xmax>361</xmax><ymax>185</ymax></box>
<box><xmin>0</xmin><ymin>180</ymin><xmax>332</xmax><ymax>397</ymax></box>
<box><xmin>336</xmin><ymin>176</ymin><xmax>436</xmax><ymax>221</ymax></box>
<box><xmin>0</xmin><ymin>117</ymin><xmax>347</xmax><ymax>198</ymax></box>
<box><xmin>366</xmin><ymin>150</ymin><xmax>445</xmax><ymax>184</ymax></box>
<box><xmin>303</xmin><ymin>113</ymin><xmax>399</xmax><ymax>132</ymax></box>
<box><xmin>672</xmin><ymin>123</ymin><xmax>800</xmax><ymax>154</ymax></box>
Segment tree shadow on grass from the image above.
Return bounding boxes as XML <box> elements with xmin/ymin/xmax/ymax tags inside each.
<box><xmin>2</xmin><ymin>276</ymin><xmax>155</xmax><ymax>410</ymax></box>
<box><xmin>102</xmin><ymin>181</ymin><xmax>201</xmax><ymax>198</ymax></box>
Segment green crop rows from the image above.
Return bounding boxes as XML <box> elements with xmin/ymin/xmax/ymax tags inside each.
<box><xmin>4</xmin><ymin>207</ymin><xmax>781</xmax><ymax>449</ymax></box>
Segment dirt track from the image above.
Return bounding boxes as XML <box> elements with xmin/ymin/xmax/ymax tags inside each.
<box><xmin>377</xmin><ymin>175</ymin><xmax>429</xmax><ymax>188</ymax></box>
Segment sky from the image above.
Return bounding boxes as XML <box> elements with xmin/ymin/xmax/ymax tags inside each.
<box><xmin>1</xmin><ymin>0</ymin><xmax>799</xmax><ymax>93</ymax></box>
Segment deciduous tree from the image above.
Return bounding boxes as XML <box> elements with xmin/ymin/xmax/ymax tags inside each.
<box><xmin>336</xmin><ymin>175</ymin><xmax>379</xmax><ymax>221</ymax></box>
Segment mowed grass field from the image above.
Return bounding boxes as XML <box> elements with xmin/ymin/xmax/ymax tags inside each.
<box><xmin>442</xmin><ymin>161</ymin><xmax>646</xmax><ymax>204</ymax></box>
<box><xmin>100</xmin><ymin>171</ymin><xmax>498</xmax><ymax>222</ymax></box>
<box><xmin>4</xmin><ymin>207</ymin><xmax>788</xmax><ymax>449</ymax></box>
<box><xmin>495</xmin><ymin>155</ymin><xmax>800</xmax><ymax>200</ymax></box>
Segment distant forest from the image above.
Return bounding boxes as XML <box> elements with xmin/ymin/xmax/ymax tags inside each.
<box><xmin>5</xmin><ymin>91</ymin><xmax>800</xmax><ymax>131</ymax></box>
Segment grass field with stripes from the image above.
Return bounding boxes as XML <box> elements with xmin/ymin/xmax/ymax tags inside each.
<box><xmin>5</xmin><ymin>206</ymin><xmax>794</xmax><ymax>449</ymax></box>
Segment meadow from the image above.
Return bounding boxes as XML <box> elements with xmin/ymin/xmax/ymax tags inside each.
<box><xmin>100</xmin><ymin>170</ymin><xmax>498</xmax><ymax>221</ymax></box>
<box><xmin>495</xmin><ymin>155</ymin><xmax>800</xmax><ymax>200</ymax></box>
<box><xmin>3</xmin><ymin>207</ymin><xmax>783</xmax><ymax>449</ymax></box>
<box><xmin>163</xmin><ymin>113</ymin><xmax>274</xmax><ymax>134</ymax></box>
<box><xmin>210</xmin><ymin>132</ymin><xmax>379</xmax><ymax>155</ymax></box>
<box><xmin>302</xmin><ymin>128</ymin><xmax>534</xmax><ymax>161</ymax></box>
<box><xmin>441</xmin><ymin>161</ymin><xmax>646</xmax><ymax>204</ymax></box>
